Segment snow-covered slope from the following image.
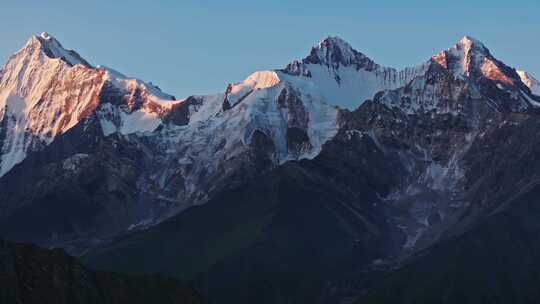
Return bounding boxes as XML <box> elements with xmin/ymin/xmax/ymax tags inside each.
<box><xmin>132</xmin><ymin>71</ymin><xmax>339</xmax><ymax>210</ymax></box>
<box><xmin>281</xmin><ymin>36</ymin><xmax>429</xmax><ymax>109</ymax></box>
<box><xmin>96</xmin><ymin>65</ymin><xmax>179</xmax><ymax>136</ymax></box>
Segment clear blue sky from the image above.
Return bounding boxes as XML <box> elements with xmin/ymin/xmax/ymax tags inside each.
<box><xmin>1</xmin><ymin>0</ymin><xmax>538</xmax><ymax>98</ymax></box>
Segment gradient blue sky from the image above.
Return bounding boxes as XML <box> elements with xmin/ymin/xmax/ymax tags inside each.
<box><xmin>1</xmin><ymin>0</ymin><xmax>538</xmax><ymax>98</ymax></box>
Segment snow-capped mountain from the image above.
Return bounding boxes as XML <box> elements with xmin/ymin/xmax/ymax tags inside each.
<box><xmin>376</xmin><ymin>36</ymin><xmax>540</xmax><ymax>114</ymax></box>
<box><xmin>1</xmin><ymin>32</ymin><xmax>540</xmax><ymax>259</ymax></box>
<box><xmin>341</xmin><ymin>36</ymin><xmax>540</xmax><ymax>254</ymax></box>
<box><xmin>0</xmin><ymin>33</ymin><xmax>342</xmax><ymax>247</ymax></box>
<box><xmin>83</xmin><ymin>32</ymin><xmax>540</xmax><ymax>303</ymax></box>
<box><xmin>0</xmin><ymin>32</ymin><xmax>179</xmax><ymax>176</ymax></box>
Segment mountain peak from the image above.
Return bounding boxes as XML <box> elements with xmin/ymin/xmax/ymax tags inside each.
<box><xmin>431</xmin><ymin>35</ymin><xmax>492</xmax><ymax>76</ymax></box>
<box><xmin>455</xmin><ymin>35</ymin><xmax>489</xmax><ymax>56</ymax></box>
<box><xmin>316</xmin><ymin>36</ymin><xmax>354</xmax><ymax>51</ymax></box>
<box><xmin>300</xmin><ymin>35</ymin><xmax>379</xmax><ymax>71</ymax></box>
<box><xmin>458</xmin><ymin>35</ymin><xmax>484</xmax><ymax>47</ymax></box>
<box><xmin>22</xmin><ymin>32</ymin><xmax>92</xmax><ymax>67</ymax></box>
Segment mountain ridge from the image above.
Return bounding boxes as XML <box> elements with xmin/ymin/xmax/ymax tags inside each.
<box><xmin>1</xmin><ymin>32</ymin><xmax>539</xmax><ymax>243</ymax></box>
<box><xmin>2</xmin><ymin>32</ymin><xmax>540</xmax><ymax>303</ymax></box>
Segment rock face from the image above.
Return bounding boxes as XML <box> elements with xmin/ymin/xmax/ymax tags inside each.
<box><xmin>0</xmin><ymin>240</ymin><xmax>202</xmax><ymax>304</ymax></box>
<box><xmin>2</xmin><ymin>33</ymin><xmax>540</xmax><ymax>303</ymax></box>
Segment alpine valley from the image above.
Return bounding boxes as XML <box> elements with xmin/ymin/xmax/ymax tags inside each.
<box><xmin>1</xmin><ymin>32</ymin><xmax>540</xmax><ymax>304</ymax></box>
